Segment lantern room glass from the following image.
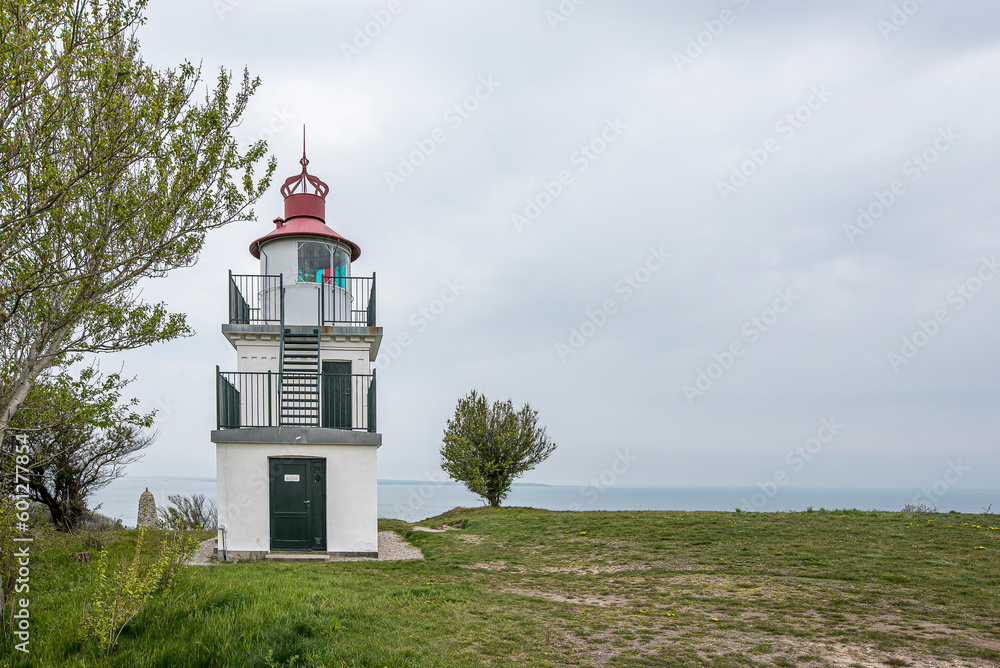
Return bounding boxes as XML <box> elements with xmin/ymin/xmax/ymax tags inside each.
<box><xmin>297</xmin><ymin>241</ymin><xmax>349</xmax><ymax>286</ymax></box>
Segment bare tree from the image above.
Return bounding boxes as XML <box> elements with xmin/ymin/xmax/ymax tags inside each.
<box><xmin>159</xmin><ymin>494</ymin><xmax>218</xmax><ymax>531</ymax></box>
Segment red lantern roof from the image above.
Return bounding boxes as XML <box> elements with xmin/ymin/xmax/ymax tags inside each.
<box><xmin>249</xmin><ymin>154</ymin><xmax>361</xmax><ymax>261</ymax></box>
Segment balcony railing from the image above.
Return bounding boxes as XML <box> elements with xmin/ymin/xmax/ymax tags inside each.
<box><xmin>228</xmin><ymin>272</ymin><xmax>376</xmax><ymax>327</ymax></box>
<box><xmin>319</xmin><ymin>274</ymin><xmax>376</xmax><ymax>327</ymax></box>
<box><xmin>228</xmin><ymin>273</ymin><xmax>283</xmax><ymax>325</ymax></box>
<box><xmin>216</xmin><ymin>368</ymin><xmax>376</xmax><ymax>432</ymax></box>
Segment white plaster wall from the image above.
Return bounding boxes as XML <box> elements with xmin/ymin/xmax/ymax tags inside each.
<box><xmin>283</xmin><ymin>282</ymin><xmax>356</xmax><ymax>326</ymax></box>
<box><xmin>216</xmin><ymin>441</ymin><xmax>378</xmax><ymax>554</ymax></box>
<box><xmin>235</xmin><ymin>338</ymin><xmax>281</xmax><ymax>373</ymax></box>
<box><xmin>284</xmin><ymin>282</ymin><xmax>320</xmax><ymax>326</ymax></box>
<box><xmin>233</xmin><ymin>336</ymin><xmax>369</xmax><ymax>373</ymax></box>
<box><xmin>231</xmin><ymin>339</ymin><xmax>281</xmax><ymax>428</ymax></box>
<box><xmin>319</xmin><ymin>339</ymin><xmax>369</xmax><ymax>374</ymax></box>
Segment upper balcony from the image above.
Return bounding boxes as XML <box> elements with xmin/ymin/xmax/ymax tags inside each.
<box><xmin>216</xmin><ymin>368</ymin><xmax>376</xmax><ymax>432</ymax></box>
<box><xmin>227</xmin><ymin>272</ymin><xmax>376</xmax><ymax>328</ymax></box>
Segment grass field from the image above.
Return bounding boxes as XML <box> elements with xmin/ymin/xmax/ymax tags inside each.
<box><xmin>3</xmin><ymin>506</ymin><xmax>999</xmax><ymax>667</ymax></box>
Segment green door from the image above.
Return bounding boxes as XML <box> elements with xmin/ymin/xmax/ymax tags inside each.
<box><xmin>321</xmin><ymin>361</ymin><xmax>352</xmax><ymax>429</ymax></box>
<box><xmin>269</xmin><ymin>458</ymin><xmax>326</xmax><ymax>551</ymax></box>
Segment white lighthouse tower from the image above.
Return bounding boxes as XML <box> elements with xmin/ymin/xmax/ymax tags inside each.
<box><xmin>212</xmin><ymin>151</ymin><xmax>382</xmax><ymax>560</ymax></box>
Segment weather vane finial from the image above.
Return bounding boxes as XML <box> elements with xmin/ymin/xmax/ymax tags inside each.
<box><xmin>301</xmin><ymin>125</ymin><xmax>308</xmax><ymax>167</ymax></box>
<box><xmin>281</xmin><ymin>126</ymin><xmax>328</xmax><ymax>199</ymax></box>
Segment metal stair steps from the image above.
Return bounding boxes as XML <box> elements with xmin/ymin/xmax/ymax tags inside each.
<box><xmin>279</xmin><ymin>328</ymin><xmax>321</xmax><ymax>427</ymax></box>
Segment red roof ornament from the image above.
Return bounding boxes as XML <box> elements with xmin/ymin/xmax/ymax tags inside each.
<box><xmin>249</xmin><ymin>143</ymin><xmax>361</xmax><ymax>261</ymax></box>
<box><xmin>281</xmin><ymin>153</ymin><xmax>330</xmax><ymax>200</ymax></box>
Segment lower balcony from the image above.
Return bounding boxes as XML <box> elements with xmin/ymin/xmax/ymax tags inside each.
<box><xmin>216</xmin><ymin>369</ymin><xmax>376</xmax><ymax>432</ymax></box>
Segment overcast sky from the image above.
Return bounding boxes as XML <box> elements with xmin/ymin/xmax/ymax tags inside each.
<box><xmin>105</xmin><ymin>0</ymin><xmax>1000</xmax><ymax>495</ymax></box>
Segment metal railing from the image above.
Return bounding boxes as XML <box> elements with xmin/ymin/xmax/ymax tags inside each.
<box><xmin>228</xmin><ymin>273</ymin><xmax>283</xmax><ymax>325</ymax></box>
<box><xmin>229</xmin><ymin>273</ymin><xmax>376</xmax><ymax>328</ymax></box>
<box><xmin>215</xmin><ymin>368</ymin><xmax>376</xmax><ymax>432</ymax></box>
<box><xmin>318</xmin><ymin>273</ymin><xmax>376</xmax><ymax>327</ymax></box>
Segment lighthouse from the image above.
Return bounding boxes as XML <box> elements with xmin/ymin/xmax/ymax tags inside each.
<box><xmin>211</xmin><ymin>151</ymin><xmax>382</xmax><ymax>560</ymax></box>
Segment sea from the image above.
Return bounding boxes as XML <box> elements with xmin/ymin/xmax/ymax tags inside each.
<box><xmin>90</xmin><ymin>476</ymin><xmax>999</xmax><ymax>526</ymax></box>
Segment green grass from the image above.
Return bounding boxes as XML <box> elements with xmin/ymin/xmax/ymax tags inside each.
<box><xmin>3</xmin><ymin>507</ymin><xmax>999</xmax><ymax>667</ymax></box>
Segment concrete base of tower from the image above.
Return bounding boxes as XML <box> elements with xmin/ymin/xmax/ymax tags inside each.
<box><xmin>212</xmin><ymin>427</ymin><xmax>381</xmax><ymax>557</ymax></box>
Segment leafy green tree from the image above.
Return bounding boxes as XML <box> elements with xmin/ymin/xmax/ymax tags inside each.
<box><xmin>0</xmin><ymin>0</ymin><xmax>275</xmax><ymax>442</ymax></box>
<box><xmin>1</xmin><ymin>365</ymin><xmax>155</xmax><ymax>530</ymax></box>
<box><xmin>440</xmin><ymin>390</ymin><xmax>556</xmax><ymax>507</ymax></box>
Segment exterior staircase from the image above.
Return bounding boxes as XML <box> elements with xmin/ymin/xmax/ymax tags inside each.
<box><xmin>280</xmin><ymin>329</ymin><xmax>320</xmax><ymax>426</ymax></box>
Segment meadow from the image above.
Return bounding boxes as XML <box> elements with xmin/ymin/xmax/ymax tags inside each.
<box><xmin>2</xmin><ymin>507</ymin><xmax>999</xmax><ymax>667</ymax></box>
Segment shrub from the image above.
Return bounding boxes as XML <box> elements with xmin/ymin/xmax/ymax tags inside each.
<box><xmin>81</xmin><ymin>529</ymin><xmax>196</xmax><ymax>653</ymax></box>
<box><xmin>25</xmin><ymin>501</ymin><xmax>50</xmax><ymax>527</ymax></box>
<box><xmin>77</xmin><ymin>509</ymin><xmax>125</xmax><ymax>532</ymax></box>
<box><xmin>81</xmin><ymin>532</ymin><xmax>105</xmax><ymax>553</ymax></box>
<box><xmin>901</xmin><ymin>503</ymin><xmax>937</xmax><ymax>513</ymax></box>
<box><xmin>159</xmin><ymin>494</ymin><xmax>217</xmax><ymax>531</ymax></box>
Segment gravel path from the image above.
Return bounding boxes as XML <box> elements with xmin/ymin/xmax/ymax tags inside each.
<box><xmin>364</xmin><ymin>531</ymin><xmax>424</xmax><ymax>561</ymax></box>
<box><xmin>330</xmin><ymin>531</ymin><xmax>424</xmax><ymax>561</ymax></box>
<box><xmin>187</xmin><ymin>537</ymin><xmax>218</xmax><ymax>565</ymax></box>
<box><xmin>185</xmin><ymin>531</ymin><xmax>423</xmax><ymax>565</ymax></box>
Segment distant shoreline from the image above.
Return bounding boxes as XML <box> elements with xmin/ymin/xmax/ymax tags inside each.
<box><xmin>115</xmin><ymin>476</ymin><xmax>1000</xmax><ymax>492</ymax></box>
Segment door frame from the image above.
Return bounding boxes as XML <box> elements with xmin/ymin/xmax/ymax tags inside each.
<box><xmin>268</xmin><ymin>457</ymin><xmax>327</xmax><ymax>552</ymax></box>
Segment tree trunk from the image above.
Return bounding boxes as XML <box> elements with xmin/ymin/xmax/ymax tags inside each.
<box><xmin>30</xmin><ymin>478</ymin><xmax>74</xmax><ymax>532</ymax></box>
<box><xmin>0</xmin><ymin>325</ymin><xmax>70</xmax><ymax>443</ymax></box>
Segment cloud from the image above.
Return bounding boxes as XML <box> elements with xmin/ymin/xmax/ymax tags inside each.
<box><xmin>110</xmin><ymin>0</ymin><xmax>1000</xmax><ymax>491</ymax></box>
